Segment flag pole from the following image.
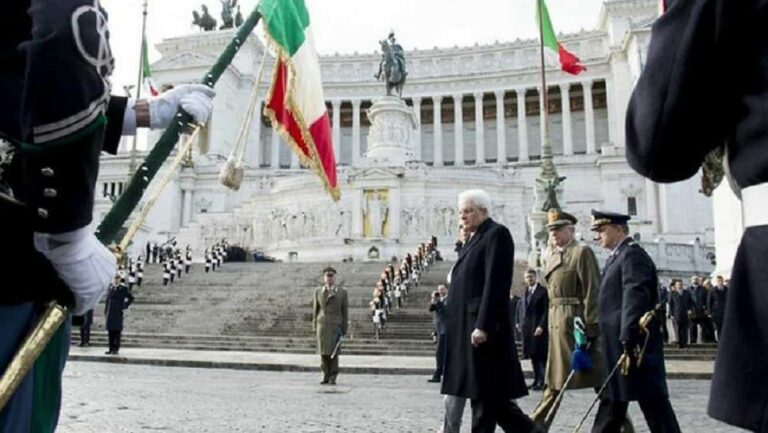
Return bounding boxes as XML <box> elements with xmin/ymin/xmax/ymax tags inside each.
<box><xmin>128</xmin><ymin>0</ymin><xmax>149</xmax><ymax>177</ymax></box>
<box><xmin>536</xmin><ymin>0</ymin><xmax>556</xmax><ymax>179</ymax></box>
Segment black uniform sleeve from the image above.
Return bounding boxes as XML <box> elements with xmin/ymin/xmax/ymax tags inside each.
<box><xmin>619</xmin><ymin>247</ymin><xmax>656</xmax><ymax>343</ymax></box>
<box><xmin>625</xmin><ymin>0</ymin><xmax>724</xmax><ymax>182</ymax></box>
<box><xmin>103</xmin><ymin>96</ymin><xmax>128</xmax><ymax>155</ymax></box>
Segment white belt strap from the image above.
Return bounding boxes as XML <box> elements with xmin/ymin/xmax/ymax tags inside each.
<box><xmin>742</xmin><ymin>182</ymin><xmax>768</xmax><ymax>228</ymax></box>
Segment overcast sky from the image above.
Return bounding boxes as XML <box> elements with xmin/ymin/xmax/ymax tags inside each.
<box><xmin>102</xmin><ymin>0</ymin><xmax>604</xmax><ymax>94</ymax></box>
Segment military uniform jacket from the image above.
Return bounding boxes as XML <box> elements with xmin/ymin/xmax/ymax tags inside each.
<box><xmin>625</xmin><ymin>1</ymin><xmax>768</xmax><ymax>428</ymax></box>
<box><xmin>543</xmin><ymin>240</ymin><xmax>604</xmax><ymax>390</ymax></box>
<box><xmin>312</xmin><ymin>286</ymin><xmax>348</xmax><ymax>355</ymax></box>
<box><xmin>598</xmin><ymin>238</ymin><xmax>668</xmax><ymax>402</ymax></box>
<box><xmin>440</xmin><ymin>218</ymin><xmax>528</xmax><ymax>401</ymax></box>
<box><xmin>104</xmin><ymin>284</ymin><xmax>134</xmax><ymax>331</ymax></box>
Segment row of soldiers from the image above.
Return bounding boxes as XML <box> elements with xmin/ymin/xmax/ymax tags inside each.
<box><xmin>369</xmin><ymin>238</ymin><xmax>439</xmax><ymax>338</ymax></box>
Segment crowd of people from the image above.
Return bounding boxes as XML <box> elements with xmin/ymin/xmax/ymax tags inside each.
<box><xmin>368</xmin><ymin>237</ymin><xmax>440</xmax><ymax>339</ymax></box>
<box><xmin>663</xmin><ymin>275</ymin><xmax>728</xmax><ymax>348</ymax></box>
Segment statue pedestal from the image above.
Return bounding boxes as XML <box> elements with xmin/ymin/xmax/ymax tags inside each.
<box><xmin>528</xmin><ymin>211</ymin><xmax>548</xmax><ymax>269</ymax></box>
<box><xmin>364</xmin><ymin>96</ymin><xmax>418</xmax><ymax>166</ymax></box>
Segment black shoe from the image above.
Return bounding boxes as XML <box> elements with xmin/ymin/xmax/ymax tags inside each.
<box><xmin>532</xmin><ymin>384</ymin><xmax>544</xmax><ymax>391</ymax></box>
<box><xmin>105</xmin><ymin>351</ymin><xmax>113</xmax><ymax>355</ymax></box>
<box><xmin>328</xmin><ymin>379</ymin><xmax>336</xmax><ymax>385</ymax></box>
<box><xmin>320</xmin><ymin>380</ymin><xmax>329</xmax><ymax>385</ymax></box>
<box><xmin>427</xmin><ymin>377</ymin><xmax>441</xmax><ymax>383</ymax></box>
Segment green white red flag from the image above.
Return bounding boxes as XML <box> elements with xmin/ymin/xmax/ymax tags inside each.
<box><xmin>258</xmin><ymin>0</ymin><xmax>339</xmax><ymax>201</ymax></box>
<box><xmin>141</xmin><ymin>36</ymin><xmax>159</xmax><ymax>96</ymax></box>
<box><xmin>536</xmin><ymin>0</ymin><xmax>586</xmax><ymax>75</ymax></box>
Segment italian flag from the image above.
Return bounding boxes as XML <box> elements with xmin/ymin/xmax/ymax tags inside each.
<box><xmin>142</xmin><ymin>36</ymin><xmax>159</xmax><ymax>96</ymax></box>
<box><xmin>259</xmin><ymin>0</ymin><xmax>339</xmax><ymax>201</ymax></box>
<box><xmin>536</xmin><ymin>0</ymin><xmax>586</xmax><ymax>75</ymax></box>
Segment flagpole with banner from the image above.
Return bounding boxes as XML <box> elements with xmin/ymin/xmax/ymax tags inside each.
<box><xmin>128</xmin><ymin>0</ymin><xmax>150</xmax><ymax>177</ymax></box>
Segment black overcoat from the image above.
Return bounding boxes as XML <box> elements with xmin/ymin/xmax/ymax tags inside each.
<box><xmin>625</xmin><ymin>0</ymin><xmax>768</xmax><ymax>428</ymax></box>
<box><xmin>105</xmin><ymin>284</ymin><xmax>134</xmax><ymax>331</ymax></box>
<box><xmin>440</xmin><ymin>218</ymin><xmax>527</xmax><ymax>401</ymax></box>
<box><xmin>597</xmin><ymin>238</ymin><xmax>668</xmax><ymax>402</ymax></box>
<box><xmin>668</xmin><ymin>290</ymin><xmax>692</xmax><ymax>324</ymax></box>
<box><xmin>520</xmin><ymin>283</ymin><xmax>548</xmax><ymax>361</ymax></box>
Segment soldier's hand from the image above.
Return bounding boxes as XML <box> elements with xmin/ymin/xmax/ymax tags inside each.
<box><xmin>534</xmin><ymin>326</ymin><xmax>544</xmax><ymax>337</ymax></box>
<box><xmin>471</xmin><ymin>328</ymin><xmax>487</xmax><ymax>347</ymax></box>
<box><xmin>33</xmin><ymin>227</ymin><xmax>116</xmax><ymax>315</ymax></box>
<box><xmin>149</xmin><ymin>84</ymin><xmax>217</xmax><ymax>129</ymax></box>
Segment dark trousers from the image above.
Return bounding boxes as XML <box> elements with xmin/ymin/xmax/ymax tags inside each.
<box><xmin>108</xmin><ymin>330</ymin><xmax>122</xmax><ymax>354</ymax></box>
<box><xmin>320</xmin><ymin>355</ymin><xmax>339</xmax><ymax>382</ymax></box>
<box><xmin>592</xmin><ymin>398</ymin><xmax>680</xmax><ymax>433</ymax></box>
<box><xmin>470</xmin><ymin>398</ymin><xmax>538</xmax><ymax>433</ymax></box>
<box><xmin>532</xmin><ymin>357</ymin><xmax>546</xmax><ymax>387</ymax></box>
<box><xmin>673</xmin><ymin>320</ymin><xmax>688</xmax><ymax>348</ymax></box>
<box><xmin>656</xmin><ymin>309</ymin><xmax>669</xmax><ymax>343</ymax></box>
<box><xmin>434</xmin><ymin>333</ymin><xmax>447</xmax><ymax>378</ymax></box>
<box><xmin>689</xmin><ymin>317</ymin><xmax>714</xmax><ymax>343</ymax></box>
<box><xmin>79</xmin><ymin>324</ymin><xmax>91</xmax><ymax>346</ymax></box>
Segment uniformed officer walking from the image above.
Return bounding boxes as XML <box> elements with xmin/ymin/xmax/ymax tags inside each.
<box><xmin>312</xmin><ymin>267</ymin><xmax>349</xmax><ymax>385</ymax></box>
<box><xmin>590</xmin><ymin>210</ymin><xmax>680</xmax><ymax>433</ymax></box>
<box><xmin>104</xmin><ymin>277</ymin><xmax>134</xmax><ymax>355</ymax></box>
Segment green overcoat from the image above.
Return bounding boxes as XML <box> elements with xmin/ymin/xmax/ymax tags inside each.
<box><xmin>543</xmin><ymin>240</ymin><xmax>605</xmax><ymax>390</ymax></box>
<box><xmin>312</xmin><ymin>286</ymin><xmax>349</xmax><ymax>355</ymax></box>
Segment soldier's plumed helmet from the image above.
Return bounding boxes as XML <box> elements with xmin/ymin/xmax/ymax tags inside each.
<box><xmin>590</xmin><ymin>209</ymin><xmax>631</xmax><ymax>231</ymax></box>
<box><xmin>546</xmin><ymin>208</ymin><xmax>578</xmax><ymax>229</ymax></box>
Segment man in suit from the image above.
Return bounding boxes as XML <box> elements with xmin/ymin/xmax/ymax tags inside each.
<box><xmin>441</xmin><ymin>189</ymin><xmax>539</xmax><ymax>433</ymax></box>
<box><xmin>625</xmin><ymin>1</ymin><xmax>768</xmax><ymax>429</ymax></box>
<box><xmin>590</xmin><ymin>210</ymin><xmax>680</xmax><ymax>433</ymax></box>
<box><xmin>668</xmin><ymin>280</ymin><xmax>692</xmax><ymax>349</ymax></box>
<box><xmin>520</xmin><ymin>269</ymin><xmax>548</xmax><ymax>391</ymax></box>
<box><xmin>0</xmin><ymin>2</ymin><xmax>214</xmax><ymax>430</ymax></box>
<box><xmin>312</xmin><ymin>266</ymin><xmax>349</xmax><ymax>385</ymax></box>
<box><xmin>656</xmin><ymin>283</ymin><xmax>669</xmax><ymax>343</ymax></box>
<box><xmin>428</xmin><ymin>284</ymin><xmax>449</xmax><ymax>383</ymax></box>
<box><xmin>104</xmin><ymin>277</ymin><xmax>134</xmax><ymax>355</ymax></box>
<box><xmin>707</xmin><ymin>276</ymin><xmax>728</xmax><ymax>342</ymax></box>
<box><xmin>687</xmin><ymin>276</ymin><xmax>708</xmax><ymax>344</ymax></box>
<box><xmin>78</xmin><ymin>309</ymin><xmax>94</xmax><ymax>347</ymax></box>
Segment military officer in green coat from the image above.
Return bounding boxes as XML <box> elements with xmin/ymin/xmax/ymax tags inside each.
<box><xmin>532</xmin><ymin>210</ymin><xmax>633</xmax><ymax>432</ymax></box>
<box><xmin>312</xmin><ymin>266</ymin><xmax>349</xmax><ymax>385</ymax></box>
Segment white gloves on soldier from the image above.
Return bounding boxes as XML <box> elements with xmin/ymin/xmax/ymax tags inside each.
<box><xmin>149</xmin><ymin>84</ymin><xmax>216</xmax><ymax>129</ymax></box>
<box><xmin>33</xmin><ymin>227</ymin><xmax>117</xmax><ymax>315</ymax></box>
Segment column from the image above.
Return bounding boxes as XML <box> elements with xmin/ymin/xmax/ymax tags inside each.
<box><xmin>560</xmin><ymin>84</ymin><xmax>573</xmax><ymax>156</ymax></box>
<box><xmin>516</xmin><ymin>89</ymin><xmax>529</xmax><ymax>162</ymax></box>
<box><xmin>331</xmin><ymin>100</ymin><xmax>341</xmax><ymax>161</ymax></box>
<box><xmin>352</xmin><ymin>99</ymin><xmax>361</xmax><ymax>163</ymax></box>
<box><xmin>290</xmin><ymin>151</ymin><xmax>299</xmax><ymax>169</ymax></box>
<box><xmin>538</xmin><ymin>86</ymin><xmax>546</xmax><ymax>155</ymax></box>
<box><xmin>473</xmin><ymin>92</ymin><xmax>485</xmax><ymax>165</ymax></box>
<box><xmin>412</xmin><ymin>97</ymin><xmax>422</xmax><ymax>161</ymax></box>
<box><xmin>433</xmin><ymin>96</ymin><xmax>443</xmax><ymax>167</ymax></box>
<box><xmin>453</xmin><ymin>94</ymin><xmax>464</xmax><ymax>166</ymax></box>
<box><xmin>583</xmin><ymin>80</ymin><xmax>596</xmax><ymax>154</ymax></box>
<box><xmin>270</xmin><ymin>128</ymin><xmax>280</xmax><ymax>168</ymax></box>
<box><xmin>248</xmin><ymin>99</ymin><xmax>263</xmax><ymax>167</ymax></box>
<box><xmin>494</xmin><ymin>90</ymin><xmax>506</xmax><ymax>165</ymax></box>
<box><xmin>645</xmin><ymin>178</ymin><xmax>659</xmax><ymax>233</ymax></box>
<box><xmin>605</xmin><ymin>78</ymin><xmax>620</xmax><ymax>147</ymax></box>
<box><xmin>182</xmin><ymin>189</ymin><xmax>192</xmax><ymax>227</ymax></box>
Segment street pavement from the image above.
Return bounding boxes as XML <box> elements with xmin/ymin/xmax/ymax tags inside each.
<box><xmin>58</xmin><ymin>361</ymin><xmax>746</xmax><ymax>433</ymax></box>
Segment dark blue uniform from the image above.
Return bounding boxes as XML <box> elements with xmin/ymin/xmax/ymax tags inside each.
<box><xmin>0</xmin><ymin>1</ymin><xmax>125</xmax><ymax>431</ymax></box>
<box><xmin>593</xmin><ymin>237</ymin><xmax>680</xmax><ymax>432</ymax></box>
<box><xmin>625</xmin><ymin>0</ymin><xmax>768</xmax><ymax>429</ymax></box>
<box><xmin>104</xmin><ymin>283</ymin><xmax>134</xmax><ymax>355</ymax></box>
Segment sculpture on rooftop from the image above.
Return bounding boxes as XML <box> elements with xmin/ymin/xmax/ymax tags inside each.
<box><xmin>192</xmin><ymin>5</ymin><xmax>217</xmax><ymax>32</ymax></box>
<box><xmin>220</xmin><ymin>0</ymin><xmax>237</xmax><ymax>29</ymax></box>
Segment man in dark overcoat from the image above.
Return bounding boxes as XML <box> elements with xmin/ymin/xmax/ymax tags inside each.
<box><xmin>520</xmin><ymin>269</ymin><xmax>548</xmax><ymax>391</ymax></box>
<box><xmin>440</xmin><ymin>189</ymin><xmax>538</xmax><ymax>433</ymax></box>
<box><xmin>625</xmin><ymin>0</ymin><xmax>768</xmax><ymax>430</ymax></box>
<box><xmin>590</xmin><ymin>210</ymin><xmax>680</xmax><ymax>432</ymax></box>
<box><xmin>104</xmin><ymin>278</ymin><xmax>134</xmax><ymax>355</ymax></box>
<box><xmin>707</xmin><ymin>276</ymin><xmax>728</xmax><ymax>341</ymax></box>
<box><xmin>78</xmin><ymin>309</ymin><xmax>94</xmax><ymax>347</ymax></box>
<box><xmin>668</xmin><ymin>280</ymin><xmax>692</xmax><ymax>349</ymax></box>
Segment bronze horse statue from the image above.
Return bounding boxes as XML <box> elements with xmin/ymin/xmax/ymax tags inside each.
<box><xmin>374</xmin><ymin>39</ymin><xmax>407</xmax><ymax>98</ymax></box>
<box><xmin>192</xmin><ymin>5</ymin><xmax>217</xmax><ymax>32</ymax></box>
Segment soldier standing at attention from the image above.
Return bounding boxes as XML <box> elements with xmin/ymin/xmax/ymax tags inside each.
<box><xmin>590</xmin><ymin>210</ymin><xmax>680</xmax><ymax>432</ymax></box>
<box><xmin>312</xmin><ymin>267</ymin><xmax>348</xmax><ymax>385</ymax></box>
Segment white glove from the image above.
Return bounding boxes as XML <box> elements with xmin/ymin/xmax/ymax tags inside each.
<box><xmin>149</xmin><ymin>84</ymin><xmax>216</xmax><ymax>129</ymax></box>
<box><xmin>33</xmin><ymin>227</ymin><xmax>117</xmax><ymax>315</ymax></box>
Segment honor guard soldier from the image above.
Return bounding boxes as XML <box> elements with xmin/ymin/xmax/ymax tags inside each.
<box><xmin>625</xmin><ymin>0</ymin><xmax>768</xmax><ymax>430</ymax></box>
<box><xmin>590</xmin><ymin>210</ymin><xmax>680</xmax><ymax>433</ymax></box>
